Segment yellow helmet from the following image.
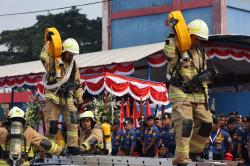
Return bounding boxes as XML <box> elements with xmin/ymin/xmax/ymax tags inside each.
<box><xmin>8</xmin><ymin>106</ymin><xmax>26</xmax><ymax>123</ymax></box>
<box><xmin>79</xmin><ymin>111</ymin><xmax>95</xmax><ymax>121</ymax></box>
<box><xmin>62</xmin><ymin>38</ymin><xmax>79</xmax><ymax>54</ymax></box>
<box><xmin>187</xmin><ymin>19</ymin><xmax>209</xmax><ymax>41</ymax></box>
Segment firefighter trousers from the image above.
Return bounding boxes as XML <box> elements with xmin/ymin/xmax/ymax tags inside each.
<box><xmin>171</xmin><ymin>102</ymin><xmax>212</xmax><ymax>164</ymax></box>
<box><xmin>45</xmin><ymin>100</ymin><xmax>79</xmax><ymax>147</ymax></box>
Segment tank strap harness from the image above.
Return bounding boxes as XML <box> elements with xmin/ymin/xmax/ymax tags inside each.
<box><xmin>169</xmin><ymin>44</ymin><xmax>219</xmax><ymax>109</ymax></box>
<box><xmin>0</xmin><ymin>127</ymin><xmax>32</xmax><ymax>165</ymax></box>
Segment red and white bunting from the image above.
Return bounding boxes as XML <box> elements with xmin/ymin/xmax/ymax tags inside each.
<box><xmin>0</xmin><ymin>75</ymin><xmax>42</xmax><ymax>88</ymax></box>
<box><xmin>206</xmin><ymin>47</ymin><xmax>250</xmax><ymax>62</ymax></box>
<box><xmin>35</xmin><ymin>72</ymin><xmax>169</xmax><ymax>105</ymax></box>
<box><xmin>80</xmin><ymin>63</ymin><xmax>134</xmax><ymax>76</ymax></box>
<box><xmin>147</xmin><ymin>53</ymin><xmax>167</xmax><ymax>67</ymax></box>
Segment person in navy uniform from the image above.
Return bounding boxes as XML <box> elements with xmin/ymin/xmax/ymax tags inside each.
<box><xmin>158</xmin><ymin>143</ymin><xmax>174</xmax><ymax>158</ymax></box>
<box><xmin>142</xmin><ymin>115</ymin><xmax>160</xmax><ymax>157</ymax></box>
<box><xmin>111</xmin><ymin>119</ymin><xmax>124</xmax><ymax>155</ymax></box>
<box><xmin>158</xmin><ymin>113</ymin><xmax>176</xmax><ymax>156</ymax></box>
<box><xmin>242</xmin><ymin>116</ymin><xmax>250</xmax><ymax>164</ymax></box>
<box><xmin>155</xmin><ymin>116</ymin><xmax>162</xmax><ymax>129</ymax></box>
<box><xmin>224</xmin><ymin>117</ymin><xmax>244</xmax><ymax>160</ymax></box>
<box><xmin>117</xmin><ymin>118</ymin><xmax>137</xmax><ymax>156</ymax></box>
<box><xmin>218</xmin><ymin>114</ymin><xmax>227</xmax><ymax>131</ymax></box>
<box><xmin>134</xmin><ymin>116</ymin><xmax>146</xmax><ymax>156</ymax></box>
<box><xmin>203</xmin><ymin>116</ymin><xmax>233</xmax><ymax>160</ymax></box>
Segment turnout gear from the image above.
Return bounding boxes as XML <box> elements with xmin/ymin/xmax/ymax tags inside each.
<box><xmin>187</xmin><ymin>19</ymin><xmax>209</xmax><ymax>41</ymax></box>
<box><xmin>164</xmin><ymin>18</ymin><xmax>213</xmax><ymax>165</ymax></box>
<box><xmin>80</xmin><ymin>127</ymin><xmax>104</xmax><ymax>154</ymax></box>
<box><xmin>62</xmin><ymin>38</ymin><xmax>79</xmax><ymax>54</ymax></box>
<box><xmin>0</xmin><ymin>107</ymin><xmax>62</xmax><ymax>165</ymax></box>
<box><xmin>40</xmin><ymin>35</ymin><xmax>83</xmax><ymax>149</ymax></box>
<box><xmin>171</xmin><ymin>102</ymin><xmax>212</xmax><ymax>164</ymax></box>
<box><xmin>79</xmin><ymin>111</ymin><xmax>105</xmax><ymax>155</ymax></box>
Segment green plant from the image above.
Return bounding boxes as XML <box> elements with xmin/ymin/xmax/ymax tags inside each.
<box><xmin>92</xmin><ymin>93</ymin><xmax>119</xmax><ymax>125</ymax></box>
<box><xmin>25</xmin><ymin>99</ymin><xmax>42</xmax><ymax>129</ymax></box>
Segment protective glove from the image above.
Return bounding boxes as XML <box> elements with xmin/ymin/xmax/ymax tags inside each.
<box><xmin>169</xmin><ymin>18</ymin><xmax>178</xmax><ymax>28</ymax></box>
<box><xmin>79</xmin><ymin>145</ymin><xmax>86</xmax><ymax>152</ymax></box>
<box><xmin>46</xmin><ymin>31</ymin><xmax>54</xmax><ymax>41</ymax></box>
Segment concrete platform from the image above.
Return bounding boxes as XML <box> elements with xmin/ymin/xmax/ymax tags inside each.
<box><xmin>33</xmin><ymin>155</ymin><xmax>240</xmax><ymax>166</ymax></box>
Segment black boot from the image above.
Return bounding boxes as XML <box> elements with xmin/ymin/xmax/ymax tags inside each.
<box><xmin>176</xmin><ymin>164</ymin><xmax>188</xmax><ymax>166</ymax></box>
<box><xmin>67</xmin><ymin>146</ymin><xmax>83</xmax><ymax>155</ymax></box>
<box><xmin>189</xmin><ymin>152</ymin><xmax>205</xmax><ymax>162</ymax></box>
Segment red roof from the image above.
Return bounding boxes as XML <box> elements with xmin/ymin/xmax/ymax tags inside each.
<box><xmin>0</xmin><ymin>91</ymin><xmax>32</xmax><ymax>103</ymax></box>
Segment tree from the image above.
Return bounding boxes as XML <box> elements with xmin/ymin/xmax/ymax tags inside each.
<box><xmin>0</xmin><ymin>8</ymin><xmax>102</xmax><ymax>65</ymax></box>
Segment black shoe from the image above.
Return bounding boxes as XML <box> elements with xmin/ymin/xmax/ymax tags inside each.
<box><xmin>176</xmin><ymin>164</ymin><xmax>188</xmax><ymax>166</ymax></box>
<box><xmin>45</xmin><ymin>153</ymin><xmax>52</xmax><ymax>158</ymax></box>
<box><xmin>189</xmin><ymin>153</ymin><xmax>205</xmax><ymax>162</ymax></box>
<box><xmin>67</xmin><ymin>146</ymin><xmax>82</xmax><ymax>155</ymax></box>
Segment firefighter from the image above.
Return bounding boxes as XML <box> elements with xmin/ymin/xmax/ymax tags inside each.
<box><xmin>142</xmin><ymin>115</ymin><xmax>160</xmax><ymax>157</ymax></box>
<box><xmin>134</xmin><ymin>116</ymin><xmax>146</xmax><ymax>156</ymax></box>
<box><xmin>111</xmin><ymin>119</ymin><xmax>124</xmax><ymax>155</ymax></box>
<box><xmin>164</xmin><ymin>19</ymin><xmax>215</xmax><ymax>165</ymax></box>
<box><xmin>218</xmin><ymin>114</ymin><xmax>227</xmax><ymax>131</ymax></box>
<box><xmin>158</xmin><ymin>113</ymin><xmax>176</xmax><ymax>156</ymax></box>
<box><xmin>117</xmin><ymin>118</ymin><xmax>137</xmax><ymax>156</ymax></box>
<box><xmin>203</xmin><ymin>116</ymin><xmax>233</xmax><ymax>160</ymax></box>
<box><xmin>243</xmin><ymin>116</ymin><xmax>250</xmax><ymax>164</ymax></box>
<box><xmin>225</xmin><ymin>117</ymin><xmax>244</xmax><ymax>160</ymax></box>
<box><xmin>0</xmin><ymin>106</ymin><xmax>62</xmax><ymax>165</ymax></box>
<box><xmin>40</xmin><ymin>38</ymin><xmax>84</xmax><ymax>154</ymax></box>
<box><xmin>155</xmin><ymin>116</ymin><xmax>162</xmax><ymax>129</ymax></box>
<box><xmin>79</xmin><ymin>111</ymin><xmax>105</xmax><ymax>155</ymax></box>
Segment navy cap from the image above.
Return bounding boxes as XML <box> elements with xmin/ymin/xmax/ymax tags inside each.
<box><xmin>229</xmin><ymin>112</ymin><xmax>239</xmax><ymax>116</ymax></box>
<box><xmin>123</xmin><ymin>118</ymin><xmax>133</xmax><ymax>125</ymax></box>
<box><xmin>155</xmin><ymin>116</ymin><xmax>161</xmax><ymax>120</ymax></box>
<box><xmin>146</xmin><ymin>115</ymin><xmax>155</xmax><ymax>121</ymax></box>
<box><xmin>163</xmin><ymin>113</ymin><xmax>171</xmax><ymax>119</ymax></box>
<box><xmin>227</xmin><ymin>117</ymin><xmax>237</xmax><ymax>124</ymax></box>
<box><xmin>138</xmin><ymin>116</ymin><xmax>145</xmax><ymax>121</ymax></box>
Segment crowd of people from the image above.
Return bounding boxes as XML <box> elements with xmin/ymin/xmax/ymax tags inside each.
<box><xmin>110</xmin><ymin>111</ymin><xmax>250</xmax><ymax>164</ymax></box>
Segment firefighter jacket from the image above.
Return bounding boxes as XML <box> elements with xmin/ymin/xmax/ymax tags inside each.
<box><xmin>80</xmin><ymin>126</ymin><xmax>104</xmax><ymax>154</ymax></box>
<box><xmin>163</xmin><ymin>37</ymin><xmax>208</xmax><ymax>103</ymax></box>
<box><xmin>40</xmin><ymin>50</ymin><xmax>83</xmax><ymax>105</ymax></box>
<box><xmin>0</xmin><ymin>126</ymin><xmax>62</xmax><ymax>158</ymax></box>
